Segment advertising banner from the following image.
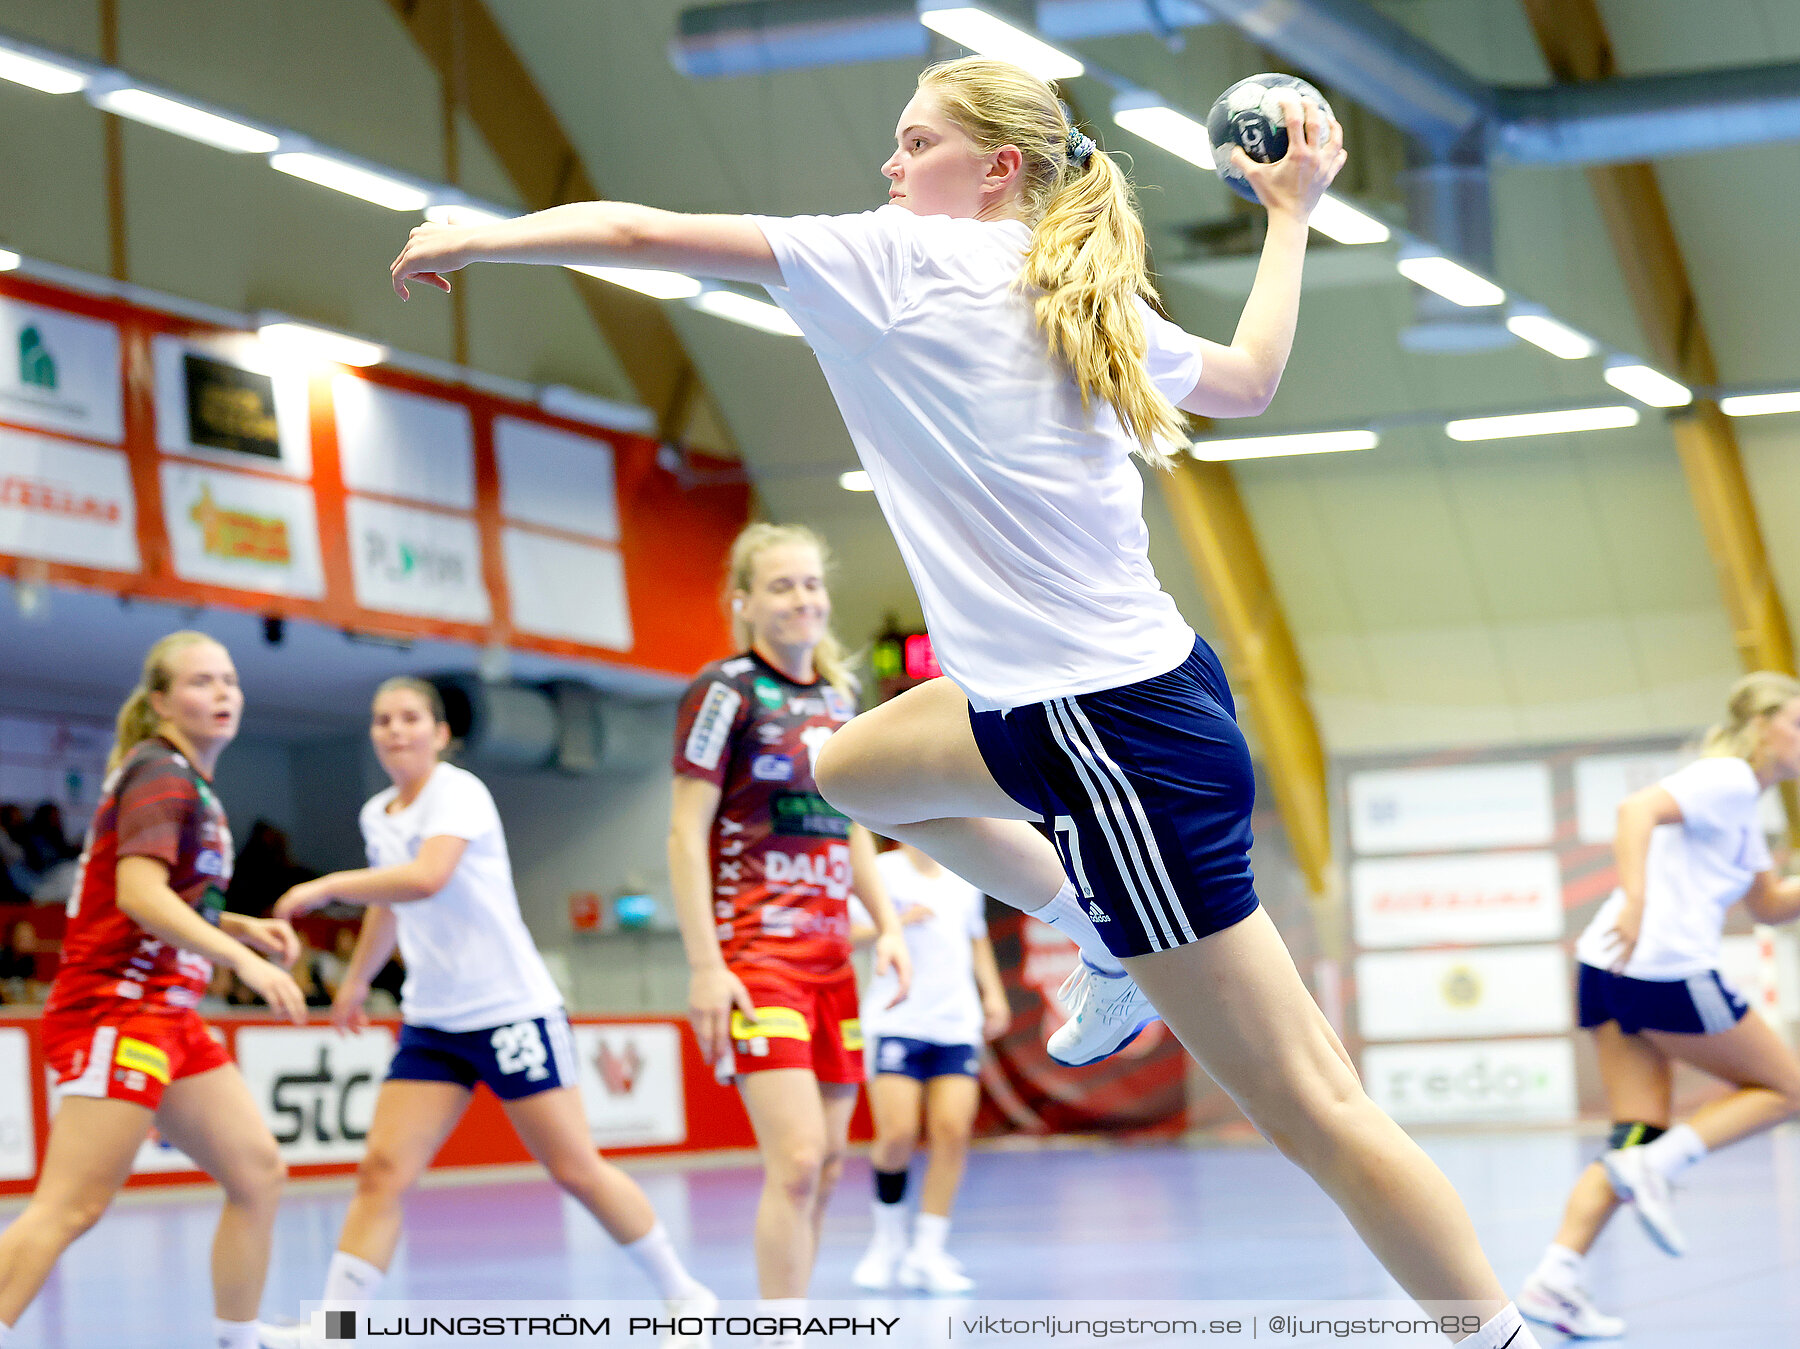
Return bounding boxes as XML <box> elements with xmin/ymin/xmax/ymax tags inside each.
<box><xmin>1355</xmin><ymin>945</ymin><xmax>1572</xmax><ymax>1041</ymax></box>
<box><xmin>494</xmin><ymin>416</ymin><xmax>620</xmax><ymax>543</ymax></box>
<box><xmin>1350</xmin><ymin>850</ymin><xmax>1564</xmax><ymax>949</ymax></box>
<box><xmin>348</xmin><ymin>496</ymin><xmax>490</xmax><ymax>623</ymax></box>
<box><xmin>1348</xmin><ymin>761</ymin><xmax>1554</xmax><ymax>855</ymax></box>
<box><xmin>503</xmin><ymin>528</ymin><xmax>632</xmax><ymax>650</ymax></box>
<box><xmin>1574</xmin><ymin>751</ymin><xmax>1687</xmax><ymax>845</ymax></box>
<box><xmin>0</xmin><ymin>1028</ymin><xmax>33</xmax><ymax>1180</ymax></box>
<box><xmin>0</xmin><ymin>427</ymin><xmax>138</xmax><ymax>571</ymax></box>
<box><xmin>0</xmin><ymin>297</ymin><xmax>124</xmax><ymax>443</ymax></box>
<box><xmin>333</xmin><ymin>375</ymin><xmax>475</xmax><ymax>510</ymax></box>
<box><xmin>234</xmin><ymin>1025</ymin><xmax>395</xmax><ymax>1165</ymax></box>
<box><xmin>1362</xmin><ymin>1038</ymin><xmax>1578</xmax><ymax>1124</ymax></box>
<box><xmin>160</xmin><ymin>461</ymin><xmax>325</xmax><ymax>597</ymax></box>
<box><xmin>152</xmin><ymin>335</ymin><xmax>311</xmax><ymax>476</ymax></box>
<box><xmin>570</xmin><ymin>1023</ymin><xmax>686</xmax><ymax>1148</ymax></box>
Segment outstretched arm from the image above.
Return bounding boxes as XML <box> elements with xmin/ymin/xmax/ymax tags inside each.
<box><xmin>391</xmin><ymin>203</ymin><xmax>781</xmax><ymax>298</ymax></box>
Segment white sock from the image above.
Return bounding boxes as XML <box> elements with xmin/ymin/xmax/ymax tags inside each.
<box><xmin>1640</xmin><ymin>1123</ymin><xmax>1707</xmax><ymax>1183</ymax></box>
<box><xmin>1463</xmin><ymin>1303</ymin><xmax>1538</xmax><ymax>1349</ymax></box>
<box><xmin>870</xmin><ymin>1200</ymin><xmax>908</xmax><ymax>1247</ymax></box>
<box><xmin>323</xmin><ymin>1249</ymin><xmax>385</xmax><ymax>1305</ymax></box>
<box><xmin>911</xmin><ymin>1211</ymin><xmax>951</xmax><ymax>1257</ymax></box>
<box><xmin>1530</xmin><ymin>1242</ymin><xmax>1584</xmax><ymax>1289</ymax></box>
<box><xmin>622</xmin><ymin>1220</ymin><xmax>702</xmax><ymax>1300</ymax></box>
<box><xmin>213</xmin><ymin>1318</ymin><xmax>259</xmax><ymax>1349</ymax></box>
<box><xmin>1032</xmin><ymin>881</ymin><xmax>1124</xmax><ymax>976</ymax></box>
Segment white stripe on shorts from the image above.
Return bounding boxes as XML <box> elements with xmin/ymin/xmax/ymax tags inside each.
<box><xmin>62</xmin><ymin>1025</ymin><xmax>118</xmax><ymax>1099</ymax></box>
<box><xmin>1686</xmin><ymin>974</ymin><xmax>1737</xmax><ymax>1035</ymax></box>
<box><xmin>545</xmin><ymin>1011</ymin><xmax>578</xmax><ymax>1089</ymax></box>
<box><xmin>1046</xmin><ymin>697</ymin><xmax>1187</xmax><ymax>950</ymax></box>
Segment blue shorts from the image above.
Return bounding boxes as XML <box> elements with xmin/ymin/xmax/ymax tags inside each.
<box><xmin>1577</xmin><ymin>964</ymin><xmax>1749</xmax><ymax>1036</ymax></box>
<box><xmin>969</xmin><ymin>636</ymin><xmax>1261</xmax><ymax>958</ymax></box>
<box><xmin>388</xmin><ymin>1012</ymin><xmax>578</xmax><ymax>1100</ymax></box>
<box><xmin>870</xmin><ymin>1035</ymin><xmax>980</xmax><ymax>1081</ymax></box>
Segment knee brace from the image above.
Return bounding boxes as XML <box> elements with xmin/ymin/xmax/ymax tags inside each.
<box><xmin>1608</xmin><ymin>1121</ymin><xmax>1666</xmax><ymax>1150</ymax></box>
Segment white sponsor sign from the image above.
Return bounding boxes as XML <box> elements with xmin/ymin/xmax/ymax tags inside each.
<box><xmin>152</xmin><ymin>333</ymin><xmax>312</xmax><ymax>475</ymax></box>
<box><xmin>1362</xmin><ymin>1039</ymin><xmax>1578</xmax><ymax>1125</ymax></box>
<box><xmin>0</xmin><ymin>427</ymin><xmax>138</xmax><ymax>570</ymax></box>
<box><xmin>0</xmin><ymin>1028</ymin><xmax>35</xmax><ymax>1180</ymax></box>
<box><xmin>503</xmin><ymin>528</ymin><xmax>633</xmax><ymax>650</ymax></box>
<box><xmin>236</xmin><ymin>1025</ymin><xmax>394</xmax><ymax>1164</ymax></box>
<box><xmin>1348</xmin><ymin>761</ymin><xmax>1554</xmax><ymax>855</ymax></box>
<box><xmin>0</xmin><ymin>298</ymin><xmax>124</xmax><ymax>443</ymax></box>
<box><xmin>333</xmin><ymin>375</ymin><xmax>475</xmax><ymax>509</ymax></box>
<box><xmin>160</xmin><ymin>462</ymin><xmax>325</xmax><ymax>597</ymax></box>
<box><xmin>571</xmin><ymin>1023</ymin><xmax>685</xmax><ymax>1148</ymax></box>
<box><xmin>1356</xmin><ymin>945</ymin><xmax>1571</xmax><ymax>1041</ymax></box>
<box><xmin>495</xmin><ymin>416</ymin><xmax>620</xmax><ymax>542</ymax></box>
<box><xmin>1351</xmin><ymin>851</ymin><xmax>1565</xmax><ymax>949</ymax></box>
<box><xmin>348</xmin><ymin>496</ymin><xmax>490</xmax><ymax>622</ymax></box>
<box><xmin>1574</xmin><ymin>751</ymin><xmax>1686</xmax><ymax>844</ymax></box>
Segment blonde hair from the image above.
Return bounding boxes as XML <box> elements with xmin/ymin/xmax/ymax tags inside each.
<box><xmin>728</xmin><ymin>522</ymin><xmax>859</xmax><ymax>697</ymax></box>
<box><xmin>918</xmin><ymin>57</ymin><xmax>1188</xmax><ymax>469</ymax></box>
<box><xmin>1701</xmin><ymin>671</ymin><xmax>1800</xmax><ymax>762</ymax></box>
<box><xmin>110</xmin><ymin>631</ymin><xmax>223</xmax><ymax>771</ymax></box>
<box><xmin>374</xmin><ymin>676</ymin><xmax>447</xmax><ymax>725</ymax></box>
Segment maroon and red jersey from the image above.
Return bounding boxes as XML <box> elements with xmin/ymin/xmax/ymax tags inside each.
<box><xmin>673</xmin><ymin>651</ymin><xmax>858</xmax><ymax>982</ymax></box>
<box><xmin>47</xmin><ymin>737</ymin><xmax>234</xmax><ymax>1015</ymax></box>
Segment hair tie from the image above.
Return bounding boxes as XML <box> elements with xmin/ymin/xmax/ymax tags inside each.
<box><xmin>1066</xmin><ymin>126</ymin><xmax>1096</xmax><ymax>169</ymax></box>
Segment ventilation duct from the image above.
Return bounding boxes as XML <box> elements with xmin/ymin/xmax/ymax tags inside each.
<box><xmin>429</xmin><ymin>676</ymin><xmax>668</xmax><ymax>776</ymax></box>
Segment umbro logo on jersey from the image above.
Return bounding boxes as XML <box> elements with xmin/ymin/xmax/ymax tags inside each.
<box><xmin>1087</xmin><ymin>902</ymin><xmax>1110</xmax><ymax>922</ymax></box>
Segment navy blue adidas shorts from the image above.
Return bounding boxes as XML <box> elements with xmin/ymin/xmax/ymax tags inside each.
<box><xmin>870</xmin><ymin>1035</ymin><xmax>980</xmax><ymax>1081</ymax></box>
<box><xmin>1577</xmin><ymin>964</ymin><xmax>1749</xmax><ymax>1036</ymax></box>
<box><xmin>970</xmin><ymin>635</ymin><xmax>1261</xmax><ymax>959</ymax></box>
<box><xmin>388</xmin><ymin>1011</ymin><xmax>579</xmax><ymax>1100</ymax></box>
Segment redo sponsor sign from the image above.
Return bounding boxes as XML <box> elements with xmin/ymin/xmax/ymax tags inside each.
<box><xmin>571</xmin><ymin>1023</ymin><xmax>685</xmax><ymax>1149</ymax></box>
<box><xmin>236</xmin><ymin>1026</ymin><xmax>394</xmax><ymax>1164</ymax></box>
<box><xmin>1356</xmin><ymin>945</ymin><xmax>1572</xmax><ymax>1041</ymax></box>
<box><xmin>1363</xmin><ymin>1039</ymin><xmax>1577</xmax><ymax>1125</ymax></box>
<box><xmin>1351</xmin><ymin>851</ymin><xmax>1564</xmax><ymax>949</ymax></box>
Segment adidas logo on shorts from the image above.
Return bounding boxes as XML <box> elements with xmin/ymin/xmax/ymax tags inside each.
<box><xmin>1087</xmin><ymin>901</ymin><xmax>1110</xmax><ymax>922</ymax></box>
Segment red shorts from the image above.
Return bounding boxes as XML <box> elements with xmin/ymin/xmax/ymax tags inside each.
<box><xmin>41</xmin><ymin>1003</ymin><xmax>230</xmax><ymax>1111</ymax></box>
<box><xmin>723</xmin><ymin>966</ymin><xmax>864</xmax><ymax>1085</ymax></box>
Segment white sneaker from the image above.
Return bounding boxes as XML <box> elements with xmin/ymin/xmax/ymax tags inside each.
<box><xmin>853</xmin><ymin>1238</ymin><xmax>905</xmax><ymax>1290</ymax></box>
<box><xmin>1045</xmin><ymin>959</ymin><xmax>1158</xmax><ymax>1067</ymax></box>
<box><xmin>1517</xmin><ymin>1273</ymin><xmax>1626</xmax><ymax>1339</ymax></box>
<box><xmin>1602</xmin><ymin>1145</ymin><xmax>1686</xmax><ymax>1256</ymax></box>
<box><xmin>664</xmin><ymin>1285</ymin><xmax>719</xmax><ymax>1349</ymax></box>
<box><xmin>896</xmin><ymin>1247</ymin><xmax>974</xmax><ymax>1295</ymax></box>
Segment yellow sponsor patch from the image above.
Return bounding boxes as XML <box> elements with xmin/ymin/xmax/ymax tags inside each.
<box><xmin>839</xmin><ymin>1018</ymin><xmax>864</xmax><ymax>1052</ymax></box>
<box><xmin>114</xmin><ymin>1036</ymin><xmax>171</xmax><ymax>1085</ymax></box>
<box><xmin>731</xmin><ymin>1005</ymin><xmax>810</xmax><ymax>1042</ymax></box>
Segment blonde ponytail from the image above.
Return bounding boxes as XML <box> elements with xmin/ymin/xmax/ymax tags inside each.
<box><xmin>918</xmin><ymin>57</ymin><xmax>1187</xmax><ymax>468</ymax></box>
<box><xmin>109</xmin><ymin>631</ymin><xmax>220</xmax><ymax>771</ymax></box>
<box><xmin>1701</xmin><ymin>670</ymin><xmax>1800</xmax><ymax>763</ymax></box>
<box><xmin>727</xmin><ymin>522</ymin><xmax>860</xmax><ymax>698</ymax></box>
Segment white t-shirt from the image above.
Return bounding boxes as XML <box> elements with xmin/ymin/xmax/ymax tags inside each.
<box><xmin>359</xmin><ymin>763</ymin><xmax>563</xmax><ymax>1032</ymax></box>
<box><xmin>1575</xmin><ymin>756</ymin><xmax>1773</xmax><ymax>979</ymax></box>
<box><xmin>850</xmin><ymin>850</ymin><xmax>989</xmax><ymax>1046</ymax></box>
<box><xmin>752</xmin><ymin>207</ymin><xmax>1203</xmax><ymax>712</ymax></box>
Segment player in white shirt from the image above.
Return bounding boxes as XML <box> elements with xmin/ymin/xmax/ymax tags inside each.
<box><xmin>846</xmin><ymin>844</ymin><xmax>1007</xmax><ymax>1294</ymax></box>
<box><xmin>270</xmin><ymin>679</ymin><xmax>713</xmax><ymax>1339</ymax></box>
<box><xmin>1518</xmin><ymin>673</ymin><xmax>1800</xmax><ymax>1339</ymax></box>
<box><xmin>389</xmin><ymin>56</ymin><xmax>1538</xmax><ymax>1348</ymax></box>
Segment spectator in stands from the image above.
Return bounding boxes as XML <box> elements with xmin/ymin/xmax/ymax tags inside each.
<box><xmin>0</xmin><ymin>805</ymin><xmax>32</xmax><ymax>900</ymax></box>
<box><xmin>227</xmin><ymin>820</ymin><xmax>316</xmax><ymax>917</ymax></box>
<box><xmin>0</xmin><ymin>917</ymin><xmax>44</xmax><ymax>1003</ymax></box>
<box><xmin>21</xmin><ymin>803</ymin><xmax>77</xmax><ymax>872</ymax></box>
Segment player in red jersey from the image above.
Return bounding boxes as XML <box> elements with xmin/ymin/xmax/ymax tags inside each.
<box><xmin>0</xmin><ymin>632</ymin><xmax>306</xmax><ymax>1349</ymax></box>
<box><xmin>669</xmin><ymin>524</ymin><xmax>910</xmax><ymax>1332</ymax></box>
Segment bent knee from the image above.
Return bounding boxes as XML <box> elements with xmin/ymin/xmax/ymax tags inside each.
<box><xmin>926</xmin><ymin>1120</ymin><xmax>972</xmax><ymax>1153</ymax></box>
<box><xmin>356</xmin><ymin>1147</ymin><xmax>420</xmax><ymax>1200</ymax></box>
<box><xmin>221</xmin><ymin>1143</ymin><xmax>287</xmax><ymax>1206</ymax></box>
<box><xmin>768</xmin><ymin>1145</ymin><xmax>828</xmax><ymax>1198</ymax></box>
<box><xmin>1236</xmin><ymin>1073</ymin><xmax>1367</xmax><ymax>1164</ymax></box>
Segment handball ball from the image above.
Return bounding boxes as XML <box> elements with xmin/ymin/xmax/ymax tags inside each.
<box><xmin>1207</xmin><ymin>73</ymin><xmax>1331</xmax><ymax>203</ymax></box>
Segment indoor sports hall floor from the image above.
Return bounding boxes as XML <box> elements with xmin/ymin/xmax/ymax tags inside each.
<box><xmin>6</xmin><ymin>1129</ymin><xmax>1796</xmax><ymax>1347</ymax></box>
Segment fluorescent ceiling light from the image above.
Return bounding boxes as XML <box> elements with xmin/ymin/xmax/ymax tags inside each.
<box><xmin>568</xmin><ymin>264</ymin><xmax>704</xmax><ymax>301</ymax></box>
<box><xmin>1397</xmin><ymin>255</ymin><xmax>1504</xmax><ymax>307</ymax></box>
<box><xmin>840</xmin><ymin>470</ymin><xmax>875</xmax><ymax>491</ymax></box>
<box><xmin>93</xmin><ymin>87</ymin><xmax>278</xmax><ymax>153</ymax></box>
<box><xmin>1604</xmin><ymin>362</ymin><xmax>1691</xmax><ymax>408</ymax></box>
<box><xmin>0</xmin><ymin>46</ymin><xmax>89</xmax><ymax>95</ymax></box>
<box><xmin>918</xmin><ymin>7</ymin><xmax>1084</xmax><ymax>81</ymax></box>
<box><xmin>257</xmin><ymin>320</ymin><xmax>386</xmax><ymax>368</ymax></box>
<box><xmin>270</xmin><ymin>151</ymin><xmax>430</xmax><ymax>211</ymax></box>
<box><xmin>0</xmin><ymin>250</ymin><xmax>19</xmax><ymax>272</ymax></box>
<box><xmin>1111</xmin><ymin>99</ymin><xmax>1213</xmax><ymax>169</ymax></box>
<box><xmin>1446</xmin><ymin>405</ymin><xmax>1638</xmax><ymax>442</ymax></box>
<box><xmin>1505</xmin><ymin>313</ymin><xmax>1595</xmax><ymax>360</ymax></box>
<box><xmin>1192</xmin><ymin>430</ymin><xmax>1377</xmax><ymax>462</ymax></box>
<box><xmin>537</xmin><ymin>384</ymin><xmax>656</xmax><ymax>435</ymax></box>
<box><xmin>692</xmin><ymin>289</ymin><xmax>803</xmax><ymax>337</ymax></box>
<box><xmin>1308</xmin><ymin>194</ymin><xmax>1389</xmax><ymax>246</ymax></box>
<box><xmin>424</xmin><ymin>203</ymin><xmax>508</xmax><ymax>226</ymax></box>
<box><xmin>1720</xmin><ymin>390</ymin><xmax>1800</xmax><ymax>417</ymax></box>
